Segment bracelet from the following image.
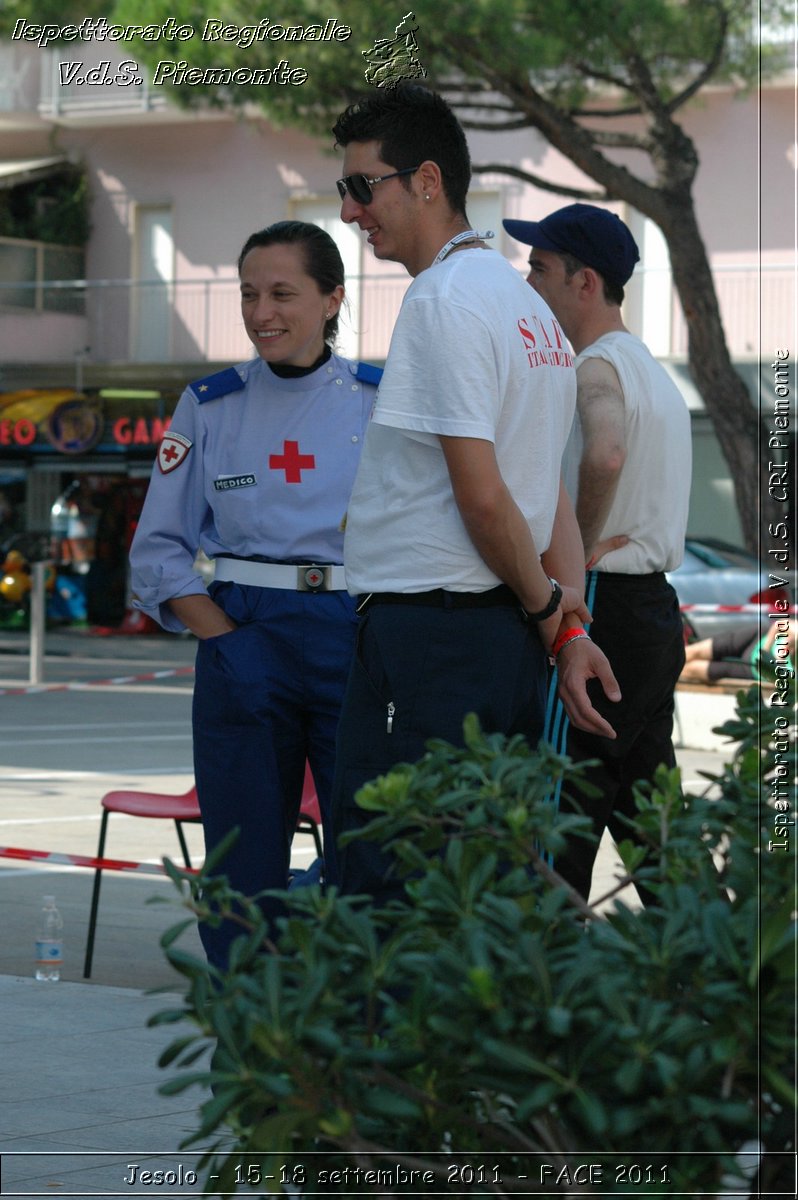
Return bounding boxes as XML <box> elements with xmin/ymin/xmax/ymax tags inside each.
<box><xmin>524</xmin><ymin>577</ymin><xmax>563</xmax><ymax>622</ymax></box>
<box><xmin>551</xmin><ymin>626</ymin><xmax>589</xmax><ymax>658</ymax></box>
<box><xmin>555</xmin><ymin>633</ymin><xmax>591</xmax><ymax>660</ymax></box>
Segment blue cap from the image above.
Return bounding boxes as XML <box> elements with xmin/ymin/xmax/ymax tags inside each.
<box><xmin>503</xmin><ymin>203</ymin><xmax>639</xmax><ymax>287</ymax></box>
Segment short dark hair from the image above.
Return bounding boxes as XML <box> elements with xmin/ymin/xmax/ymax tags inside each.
<box><xmin>560</xmin><ymin>250</ymin><xmax>625</xmax><ymax>306</ymax></box>
<box><xmin>237</xmin><ymin>220</ymin><xmax>345</xmax><ymax>345</ymax></box>
<box><xmin>332</xmin><ymin>86</ymin><xmax>471</xmax><ymax>217</ymax></box>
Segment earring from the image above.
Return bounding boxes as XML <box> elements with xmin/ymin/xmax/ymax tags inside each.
<box><xmin>425</xmin><ymin>194</ymin><xmax>430</xmax><ymax>201</ymax></box>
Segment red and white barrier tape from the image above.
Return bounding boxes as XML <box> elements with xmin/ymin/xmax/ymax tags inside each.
<box><xmin>0</xmin><ymin>844</ymin><xmax>196</xmax><ymax>877</ymax></box>
<box><xmin>1</xmin><ymin>608</ymin><xmax>794</xmax><ymax>697</ymax></box>
<box><xmin>0</xmin><ymin>664</ymin><xmax>195</xmax><ymax>697</ymax></box>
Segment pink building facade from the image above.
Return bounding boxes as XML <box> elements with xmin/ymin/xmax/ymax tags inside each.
<box><xmin>0</xmin><ymin>37</ymin><xmax>793</xmax><ymax>545</ymax></box>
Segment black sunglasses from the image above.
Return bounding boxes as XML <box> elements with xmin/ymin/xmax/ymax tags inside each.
<box><xmin>336</xmin><ymin>167</ymin><xmax>419</xmax><ymax>206</ymax></box>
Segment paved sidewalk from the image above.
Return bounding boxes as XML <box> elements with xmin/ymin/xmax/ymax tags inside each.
<box><xmin>0</xmin><ymin>625</ymin><xmax>746</xmax><ymax>1196</ymax></box>
<box><xmin>0</xmin><ymin>622</ymin><xmax>741</xmax><ymax>751</ymax></box>
<box><xmin>1</xmin><ymin>627</ymin><xmax>247</xmax><ymax>1195</ymax></box>
<box><xmin>0</xmin><ymin>625</ymin><xmax>196</xmax><ymax>687</ymax></box>
<box><xmin>0</xmin><ymin>975</ymin><xmax>217</xmax><ymax>1198</ymax></box>
<box><xmin>673</xmin><ymin>682</ymin><xmax>740</xmax><ymax>751</ymax></box>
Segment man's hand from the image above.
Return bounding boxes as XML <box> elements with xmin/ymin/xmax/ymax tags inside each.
<box><xmin>538</xmin><ymin>584</ymin><xmax>593</xmax><ymax>654</ymax></box>
<box><xmin>556</xmin><ymin>637</ymin><xmax>621</xmax><ymax>738</ymax></box>
<box><xmin>585</xmin><ymin>534</ymin><xmax>629</xmax><ymax>570</ymax></box>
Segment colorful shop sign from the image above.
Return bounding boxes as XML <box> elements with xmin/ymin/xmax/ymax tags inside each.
<box><xmin>0</xmin><ymin>389</ymin><xmax>171</xmax><ymax>455</ymax></box>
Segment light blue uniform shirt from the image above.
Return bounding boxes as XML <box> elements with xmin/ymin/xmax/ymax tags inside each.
<box><xmin>130</xmin><ymin>353</ymin><xmax>378</xmax><ymax>631</ymax></box>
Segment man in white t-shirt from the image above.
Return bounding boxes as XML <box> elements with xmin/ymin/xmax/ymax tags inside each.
<box><xmin>331</xmin><ymin>88</ymin><xmax>621</xmax><ymax>901</ymax></box>
<box><xmin>505</xmin><ymin>203</ymin><xmax>692</xmax><ymax>903</ymax></box>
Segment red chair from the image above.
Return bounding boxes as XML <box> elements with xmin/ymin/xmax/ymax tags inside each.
<box><xmin>82</xmin><ymin>764</ymin><xmax>323</xmax><ymax>978</ymax></box>
<box><xmin>297</xmin><ymin>762</ymin><xmax>323</xmax><ymax>859</ymax></box>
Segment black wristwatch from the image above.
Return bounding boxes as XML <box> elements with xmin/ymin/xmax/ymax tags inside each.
<box><xmin>524</xmin><ymin>578</ymin><xmax>563</xmax><ymax>622</ymax></box>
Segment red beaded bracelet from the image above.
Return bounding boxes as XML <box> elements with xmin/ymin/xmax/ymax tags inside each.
<box><xmin>551</xmin><ymin>626</ymin><xmax>589</xmax><ymax>659</ymax></box>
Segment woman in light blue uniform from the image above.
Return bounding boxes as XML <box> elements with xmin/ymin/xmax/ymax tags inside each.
<box><xmin>129</xmin><ymin>221</ymin><xmax>380</xmax><ymax>969</ymax></box>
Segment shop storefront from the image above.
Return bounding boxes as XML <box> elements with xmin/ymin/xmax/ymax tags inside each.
<box><xmin>0</xmin><ymin>387</ymin><xmax>173</xmax><ymax>628</ymax></box>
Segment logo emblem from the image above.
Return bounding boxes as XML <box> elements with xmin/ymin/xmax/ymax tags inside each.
<box><xmin>45</xmin><ymin>399</ymin><xmax>103</xmax><ymax>455</ymax></box>
<box><xmin>158</xmin><ymin>431</ymin><xmax>193</xmax><ymax>474</ymax></box>
<box><xmin>363</xmin><ymin>12</ymin><xmax>427</xmax><ymax>89</ymax></box>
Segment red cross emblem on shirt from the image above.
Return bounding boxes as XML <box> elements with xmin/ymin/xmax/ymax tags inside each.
<box><xmin>269</xmin><ymin>440</ymin><xmax>316</xmax><ymax>483</ymax></box>
<box><xmin>157</xmin><ymin>431</ymin><xmax>192</xmax><ymax>474</ymax></box>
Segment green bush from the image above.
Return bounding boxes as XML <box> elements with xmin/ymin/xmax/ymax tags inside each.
<box><xmin>152</xmin><ymin>688</ymin><xmax>794</xmax><ymax>1195</ymax></box>
<box><xmin>0</xmin><ymin>167</ymin><xmax>90</xmax><ymax>245</ymax></box>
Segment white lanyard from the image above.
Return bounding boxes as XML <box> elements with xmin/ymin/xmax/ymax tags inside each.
<box><xmin>432</xmin><ymin>228</ymin><xmax>495</xmax><ymax>265</ymax></box>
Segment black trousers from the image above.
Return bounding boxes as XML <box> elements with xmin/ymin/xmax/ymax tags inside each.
<box><xmin>554</xmin><ymin>571</ymin><xmax>685</xmax><ymax>902</ymax></box>
<box><xmin>332</xmin><ymin>597</ymin><xmax>548</xmax><ymax>903</ymax></box>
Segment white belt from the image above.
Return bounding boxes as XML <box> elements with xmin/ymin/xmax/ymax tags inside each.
<box><xmin>213</xmin><ymin>558</ymin><xmax>347</xmax><ymax>592</ymax></box>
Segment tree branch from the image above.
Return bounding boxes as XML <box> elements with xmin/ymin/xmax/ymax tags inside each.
<box><xmin>582</xmin><ymin>129</ymin><xmax>650</xmax><ymax>150</ymax></box>
<box><xmin>460</xmin><ymin>109</ymin><xmax>649</xmax><ymax>149</ymax></box>
<box><xmin>624</xmin><ymin>51</ymin><xmax>672</xmax><ymax>121</ymax></box>
<box><xmin>665</xmin><ymin>6</ymin><xmax>729</xmax><ymax>112</ymax></box>
<box><xmin>574</xmin><ymin>61</ymin><xmax>632</xmax><ymax>93</ymax></box>
<box><xmin>444</xmin><ymin>35</ymin><xmax>665</xmax><ymax>219</ymax></box>
<box><xmin>471</xmin><ymin>162</ymin><xmax>606</xmax><ymax>202</ymax></box>
<box><xmin>571</xmin><ymin>102</ymin><xmax>646</xmax><ymax>119</ymax></box>
<box><xmin>447</xmin><ymin>98</ymin><xmax>524</xmax><ymax>113</ymax></box>
<box><xmin>453</xmin><ymin>115</ymin><xmax>538</xmax><ymax>132</ymax></box>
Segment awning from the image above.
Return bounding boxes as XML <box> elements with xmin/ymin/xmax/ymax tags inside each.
<box><xmin>0</xmin><ymin>156</ymin><xmax>69</xmax><ymax>190</ymax></box>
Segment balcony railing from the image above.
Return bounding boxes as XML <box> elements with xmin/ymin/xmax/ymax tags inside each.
<box><xmin>0</xmin><ymin>236</ymin><xmax>85</xmax><ymax>313</ymax></box>
<box><xmin>0</xmin><ymin>273</ymin><xmax>412</xmax><ymax>364</ymax></box>
<box><xmin>0</xmin><ymin>42</ymin><xmax>170</xmax><ymax>117</ymax></box>
<box><xmin>38</xmin><ymin>48</ymin><xmax>170</xmax><ymax>117</ymax></box>
<box><xmin>669</xmin><ymin>263</ymin><xmax>793</xmax><ymax>358</ymax></box>
<box><xmin>0</xmin><ymin>264</ymin><xmax>792</xmax><ymax>366</ymax></box>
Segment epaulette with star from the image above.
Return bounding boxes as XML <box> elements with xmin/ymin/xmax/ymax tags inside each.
<box><xmin>189</xmin><ymin>367</ymin><xmax>246</xmax><ymax>404</ymax></box>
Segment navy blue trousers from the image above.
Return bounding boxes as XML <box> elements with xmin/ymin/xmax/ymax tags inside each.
<box><xmin>332</xmin><ymin>599</ymin><xmax>548</xmax><ymax>904</ymax></box>
<box><xmin>554</xmin><ymin>571</ymin><xmax>685</xmax><ymax>902</ymax></box>
<box><xmin>193</xmin><ymin>581</ymin><xmax>357</xmax><ymax>969</ymax></box>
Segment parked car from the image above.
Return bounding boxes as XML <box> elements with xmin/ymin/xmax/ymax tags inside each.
<box><xmin>667</xmin><ymin>537</ymin><xmax>794</xmax><ymax>640</ymax></box>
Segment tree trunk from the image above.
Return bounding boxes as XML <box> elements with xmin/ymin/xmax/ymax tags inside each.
<box><xmin>464</xmin><ymin>74</ymin><xmax>773</xmax><ymax>556</ymax></box>
<box><xmin>661</xmin><ymin>201</ymin><xmax>769</xmax><ymax>554</ymax></box>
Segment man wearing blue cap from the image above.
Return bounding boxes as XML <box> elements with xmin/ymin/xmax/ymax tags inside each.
<box><xmin>504</xmin><ymin>203</ymin><xmax>692</xmax><ymax>903</ymax></box>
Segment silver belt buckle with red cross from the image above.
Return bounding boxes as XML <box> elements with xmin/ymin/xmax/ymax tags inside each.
<box><xmin>297</xmin><ymin>565</ymin><xmax>330</xmax><ymax>592</ymax></box>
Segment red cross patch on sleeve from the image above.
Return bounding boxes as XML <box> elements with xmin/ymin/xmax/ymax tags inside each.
<box><xmin>158</xmin><ymin>431</ymin><xmax>193</xmax><ymax>474</ymax></box>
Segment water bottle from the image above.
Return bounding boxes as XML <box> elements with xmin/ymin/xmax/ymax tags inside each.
<box><xmin>35</xmin><ymin>896</ymin><xmax>64</xmax><ymax>981</ymax></box>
